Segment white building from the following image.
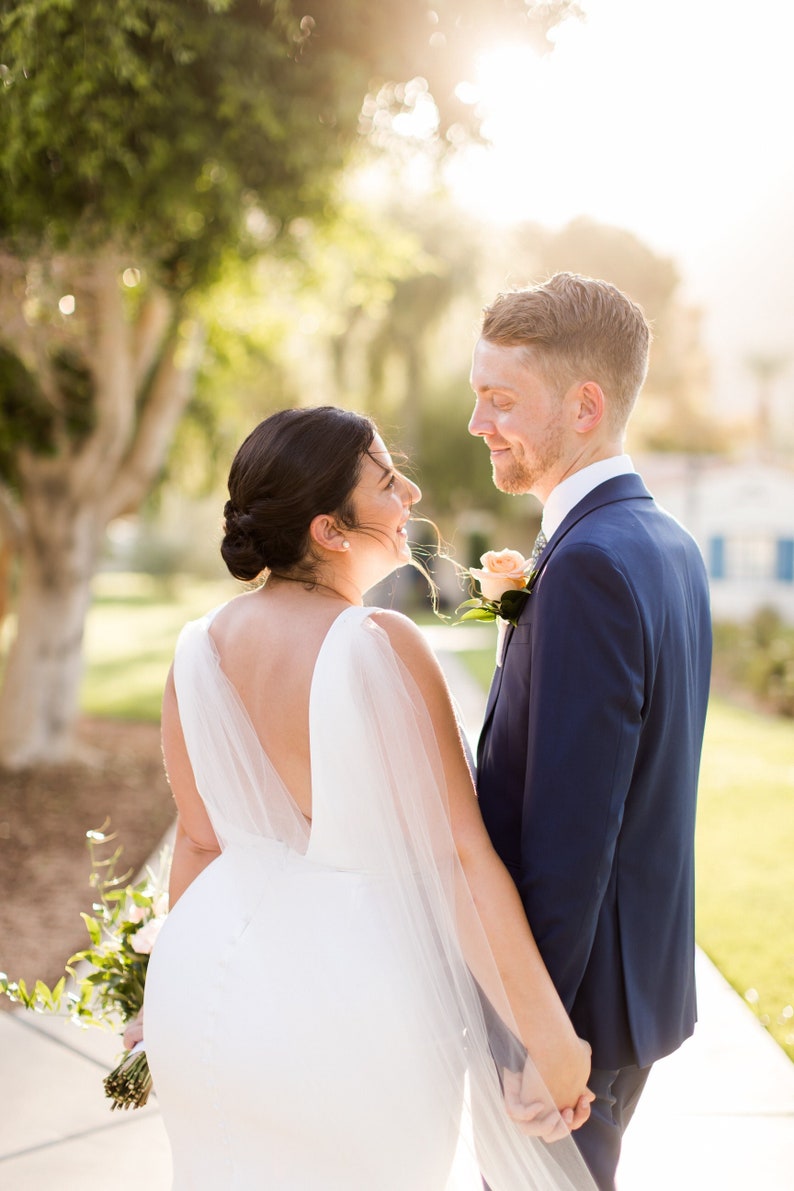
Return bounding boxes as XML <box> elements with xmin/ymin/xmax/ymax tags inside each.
<box><xmin>636</xmin><ymin>455</ymin><xmax>794</xmax><ymax>624</ymax></box>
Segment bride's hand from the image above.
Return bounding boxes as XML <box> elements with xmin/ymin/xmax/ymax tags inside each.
<box><xmin>503</xmin><ymin>1042</ymin><xmax>595</xmax><ymax>1141</ymax></box>
<box><xmin>566</xmin><ymin>1089</ymin><xmax>595</xmax><ymax>1131</ymax></box>
<box><xmin>535</xmin><ymin>1034</ymin><xmax>593</xmax><ymax>1118</ymax></box>
<box><xmin>123</xmin><ymin>1010</ymin><xmax>144</xmax><ymax>1050</ymax></box>
<box><xmin>504</xmin><ymin>1076</ymin><xmax>594</xmax><ymax>1142</ymax></box>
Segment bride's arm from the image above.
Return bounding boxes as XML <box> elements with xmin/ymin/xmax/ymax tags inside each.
<box><xmin>123</xmin><ymin>671</ymin><xmax>220</xmax><ymax>1051</ymax></box>
<box><xmin>161</xmin><ymin>666</ymin><xmax>222</xmax><ymax>908</ymax></box>
<box><xmin>373</xmin><ymin>612</ymin><xmax>591</xmax><ymax>1118</ymax></box>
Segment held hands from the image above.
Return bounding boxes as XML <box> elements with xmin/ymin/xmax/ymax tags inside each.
<box><xmin>503</xmin><ymin>1068</ymin><xmax>593</xmax><ymax>1142</ymax></box>
<box><xmin>503</xmin><ymin>1038</ymin><xmax>594</xmax><ymax>1143</ymax></box>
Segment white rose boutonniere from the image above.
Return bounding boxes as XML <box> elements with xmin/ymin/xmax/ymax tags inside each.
<box><xmin>456</xmin><ymin>547</ymin><xmax>535</xmax><ymax>626</ymax></box>
<box><xmin>470</xmin><ymin>548</ymin><xmax>528</xmax><ymax>602</ymax></box>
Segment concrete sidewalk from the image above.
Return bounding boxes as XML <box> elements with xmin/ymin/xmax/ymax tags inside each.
<box><xmin>617</xmin><ymin>948</ymin><xmax>794</xmax><ymax>1189</ymax></box>
<box><xmin>1</xmin><ymin>632</ymin><xmax>792</xmax><ymax>1188</ymax></box>
<box><xmin>3</xmin><ymin>946</ymin><xmax>793</xmax><ymax>1190</ymax></box>
<box><xmin>0</xmin><ymin>1008</ymin><xmax>170</xmax><ymax>1188</ymax></box>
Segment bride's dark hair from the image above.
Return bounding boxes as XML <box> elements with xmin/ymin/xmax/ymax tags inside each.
<box><xmin>221</xmin><ymin>406</ymin><xmax>377</xmax><ymax>582</ymax></box>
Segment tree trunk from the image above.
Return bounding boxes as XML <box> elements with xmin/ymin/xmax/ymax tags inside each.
<box><xmin>0</xmin><ymin>254</ymin><xmax>202</xmax><ymax>769</ymax></box>
<box><xmin>0</xmin><ymin>498</ymin><xmax>103</xmax><ymax>768</ymax></box>
<box><xmin>0</xmin><ymin>537</ymin><xmax>13</xmax><ymax>628</ymax></box>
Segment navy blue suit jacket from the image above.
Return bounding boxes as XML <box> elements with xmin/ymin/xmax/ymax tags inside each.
<box><xmin>476</xmin><ymin>474</ymin><xmax>712</xmax><ymax>1070</ymax></box>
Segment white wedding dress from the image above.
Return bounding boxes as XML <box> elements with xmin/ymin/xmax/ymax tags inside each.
<box><xmin>144</xmin><ymin>604</ymin><xmax>592</xmax><ymax>1190</ymax></box>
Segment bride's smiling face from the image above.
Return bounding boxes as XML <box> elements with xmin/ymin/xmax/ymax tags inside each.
<box><xmin>349</xmin><ymin>435</ymin><xmax>421</xmax><ymax>567</ymax></box>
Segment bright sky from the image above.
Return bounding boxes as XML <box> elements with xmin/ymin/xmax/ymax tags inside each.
<box><xmin>447</xmin><ymin>0</ymin><xmax>793</xmax><ymax>264</ymax></box>
<box><xmin>443</xmin><ymin>0</ymin><xmax>794</xmax><ymax>419</ymax></box>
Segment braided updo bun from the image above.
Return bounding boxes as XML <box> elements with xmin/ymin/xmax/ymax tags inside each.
<box><xmin>220</xmin><ymin>407</ymin><xmax>376</xmax><ymax>582</ymax></box>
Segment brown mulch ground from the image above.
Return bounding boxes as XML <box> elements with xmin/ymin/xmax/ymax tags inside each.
<box><xmin>0</xmin><ymin>718</ymin><xmax>174</xmax><ymax>995</ymax></box>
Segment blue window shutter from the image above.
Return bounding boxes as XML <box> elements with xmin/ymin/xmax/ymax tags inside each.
<box><xmin>709</xmin><ymin>536</ymin><xmax>725</xmax><ymax>580</ymax></box>
<box><xmin>776</xmin><ymin>538</ymin><xmax>794</xmax><ymax>582</ymax></box>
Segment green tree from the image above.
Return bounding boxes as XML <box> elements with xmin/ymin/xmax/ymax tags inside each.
<box><xmin>0</xmin><ymin>0</ymin><xmax>574</xmax><ymax>766</ymax></box>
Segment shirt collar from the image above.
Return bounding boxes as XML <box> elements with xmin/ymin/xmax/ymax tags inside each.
<box><xmin>541</xmin><ymin>455</ymin><xmax>635</xmax><ymax>541</ymax></box>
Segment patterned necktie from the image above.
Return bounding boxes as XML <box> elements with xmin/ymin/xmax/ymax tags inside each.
<box><xmin>528</xmin><ymin>529</ymin><xmax>547</xmax><ymax>575</ymax></box>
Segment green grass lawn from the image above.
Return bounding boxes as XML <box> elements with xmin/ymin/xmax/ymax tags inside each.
<box><xmin>81</xmin><ymin>572</ymin><xmax>236</xmax><ymax>720</ymax></box>
<box><xmin>455</xmin><ymin>646</ymin><xmax>499</xmax><ymax>693</ymax></box>
<box><xmin>696</xmin><ymin>697</ymin><xmax>794</xmax><ymax>1061</ymax></box>
<box><xmin>78</xmin><ymin>577</ymin><xmax>794</xmax><ymax>1062</ymax></box>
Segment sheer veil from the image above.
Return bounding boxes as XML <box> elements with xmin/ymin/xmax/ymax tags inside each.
<box><xmin>172</xmin><ymin>602</ymin><xmax>593</xmax><ymax>1190</ymax></box>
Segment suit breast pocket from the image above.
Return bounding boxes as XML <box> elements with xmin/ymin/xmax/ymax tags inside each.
<box><xmin>509</xmin><ymin>617</ymin><xmax>533</xmax><ymax>648</ymax></box>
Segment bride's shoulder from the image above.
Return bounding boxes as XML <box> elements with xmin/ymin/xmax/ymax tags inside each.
<box><xmin>367</xmin><ymin>609</ymin><xmax>444</xmax><ymax>683</ymax></box>
<box><xmin>368</xmin><ymin>607</ymin><xmax>423</xmax><ymax>646</ymax></box>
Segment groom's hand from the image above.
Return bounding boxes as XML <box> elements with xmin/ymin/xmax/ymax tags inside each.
<box><xmin>503</xmin><ymin>1068</ymin><xmax>569</xmax><ymax>1142</ymax></box>
<box><xmin>503</xmin><ymin>1060</ymin><xmax>594</xmax><ymax>1142</ymax></box>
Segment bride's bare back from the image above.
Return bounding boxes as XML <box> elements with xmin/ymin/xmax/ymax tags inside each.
<box><xmin>207</xmin><ymin>585</ymin><xmax>349</xmax><ymax>821</ymax></box>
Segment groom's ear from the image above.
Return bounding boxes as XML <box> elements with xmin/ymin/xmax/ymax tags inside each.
<box><xmin>572</xmin><ymin>381</ymin><xmax>605</xmax><ymax>434</ymax></box>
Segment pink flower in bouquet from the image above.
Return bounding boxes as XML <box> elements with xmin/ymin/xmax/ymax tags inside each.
<box><xmin>130</xmin><ymin>916</ymin><xmax>166</xmax><ymax>955</ymax></box>
<box><xmin>469</xmin><ymin>549</ymin><xmax>529</xmax><ymax>602</ymax></box>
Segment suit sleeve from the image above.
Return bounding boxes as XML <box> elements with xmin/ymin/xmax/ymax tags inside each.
<box><xmin>519</xmin><ymin>541</ymin><xmax>645</xmax><ymax>1009</ymax></box>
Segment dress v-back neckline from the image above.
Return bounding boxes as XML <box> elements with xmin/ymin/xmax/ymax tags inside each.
<box><xmin>198</xmin><ymin>601</ymin><xmax>373</xmax><ymax>854</ymax></box>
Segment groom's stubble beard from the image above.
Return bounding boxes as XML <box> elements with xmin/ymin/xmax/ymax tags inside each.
<box><xmin>490</xmin><ymin>420</ymin><xmax>566</xmax><ymax>496</ymax></box>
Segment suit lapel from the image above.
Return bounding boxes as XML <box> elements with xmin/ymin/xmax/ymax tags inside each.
<box><xmin>525</xmin><ymin>473</ymin><xmax>653</xmax><ymax>590</ymax></box>
<box><xmin>481</xmin><ymin>631</ymin><xmax>510</xmax><ymax>730</ymax></box>
<box><xmin>502</xmin><ymin>473</ymin><xmax>653</xmax><ymax>637</ymax></box>
<box><xmin>478</xmin><ymin>474</ymin><xmax>654</xmax><ymax>746</ymax></box>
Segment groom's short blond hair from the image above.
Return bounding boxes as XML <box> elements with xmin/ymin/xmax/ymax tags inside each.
<box><xmin>480</xmin><ymin>272</ymin><xmax>651</xmax><ymax>430</ymax></box>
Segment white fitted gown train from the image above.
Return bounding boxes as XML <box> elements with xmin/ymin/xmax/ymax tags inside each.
<box><xmin>144</xmin><ymin>605</ymin><xmax>592</xmax><ymax>1191</ymax></box>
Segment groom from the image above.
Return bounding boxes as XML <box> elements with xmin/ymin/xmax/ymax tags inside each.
<box><xmin>469</xmin><ymin>273</ymin><xmax>712</xmax><ymax>1189</ymax></box>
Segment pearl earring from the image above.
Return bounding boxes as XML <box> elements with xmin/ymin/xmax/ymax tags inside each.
<box><xmin>341</xmin><ymin>540</ymin><xmax>350</xmax><ymax>550</ymax></box>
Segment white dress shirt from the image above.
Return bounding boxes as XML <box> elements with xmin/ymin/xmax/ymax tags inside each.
<box><xmin>541</xmin><ymin>455</ymin><xmax>636</xmax><ymax>541</ymax></box>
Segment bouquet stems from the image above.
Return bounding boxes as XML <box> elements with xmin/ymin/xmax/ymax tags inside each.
<box><xmin>103</xmin><ymin>1042</ymin><xmax>153</xmax><ymax>1110</ymax></box>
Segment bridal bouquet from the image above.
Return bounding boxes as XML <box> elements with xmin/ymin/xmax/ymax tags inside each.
<box><xmin>0</xmin><ymin>825</ymin><xmax>169</xmax><ymax>1111</ymax></box>
<box><xmin>455</xmin><ymin>548</ymin><xmax>533</xmax><ymax>626</ymax></box>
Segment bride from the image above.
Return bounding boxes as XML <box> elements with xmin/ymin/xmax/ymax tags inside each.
<box><xmin>141</xmin><ymin>405</ymin><xmax>595</xmax><ymax>1189</ymax></box>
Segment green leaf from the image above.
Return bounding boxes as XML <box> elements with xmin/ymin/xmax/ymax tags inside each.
<box><xmin>497</xmin><ymin>589</ymin><xmax>531</xmax><ymax>625</ymax></box>
<box><xmin>80</xmin><ymin>913</ymin><xmax>102</xmax><ymax>946</ymax></box>
<box><xmin>33</xmin><ymin>980</ymin><xmax>58</xmax><ymax>1011</ymax></box>
<box><xmin>499</xmin><ymin>589</ymin><xmax>530</xmax><ymax>612</ymax></box>
<box><xmin>85</xmin><ymin>970</ymin><xmax>110</xmax><ymax>986</ymax></box>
